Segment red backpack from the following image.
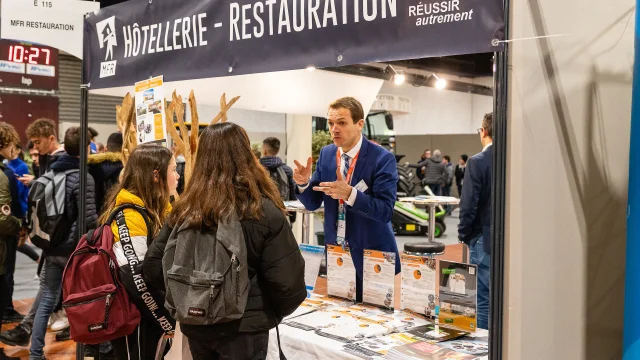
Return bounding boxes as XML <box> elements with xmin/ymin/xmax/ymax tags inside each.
<box><xmin>61</xmin><ymin>204</ymin><xmax>148</xmax><ymax>344</ymax></box>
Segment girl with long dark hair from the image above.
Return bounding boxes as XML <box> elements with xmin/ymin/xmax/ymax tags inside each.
<box><xmin>145</xmin><ymin>123</ymin><xmax>305</xmax><ymax>360</ymax></box>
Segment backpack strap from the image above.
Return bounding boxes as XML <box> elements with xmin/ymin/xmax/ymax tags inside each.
<box><xmin>105</xmin><ymin>204</ymin><xmax>153</xmax><ymax>241</ymax></box>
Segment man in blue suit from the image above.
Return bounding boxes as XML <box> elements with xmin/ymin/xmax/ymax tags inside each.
<box><xmin>294</xmin><ymin>97</ymin><xmax>399</xmax><ymax>302</ymax></box>
<box><xmin>458</xmin><ymin>112</ymin><xmax>493</xmax><ymax>329</ymax></box>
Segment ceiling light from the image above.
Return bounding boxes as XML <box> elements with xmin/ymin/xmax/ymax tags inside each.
<box><xmin>432</xmin><ymin>74</ymin><xmax>447</xmax><ymax>90</ymax></box>
<box><xmin>394</xmin><ymin>73</ymin><xmax>406</xmax><ymax>85</ymax></box>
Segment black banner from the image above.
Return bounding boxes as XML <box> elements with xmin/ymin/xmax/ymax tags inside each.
<box><xmin>84</xmin><ymin>0</ymin><xmax>504</xmax><ymax>89</ymax></box>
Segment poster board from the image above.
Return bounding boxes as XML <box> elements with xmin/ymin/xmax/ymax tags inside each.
<box><xmin>438</xmin><ymin>260</ymin><xmax>478</xmax><ymax>332</ymax></box>
<box><xmin>326</xmin><ymin>245</ymin><xmax>356</xmax><ymax>301</ymax></box>
<box><xmin>299</xmin><ymin>244</ymin><xmax>324</xmax><ymax>296</ymax></box>
<box><xmin>363</xmin><ymin>249</ymin><xmax>396</xmax><ymax>308</ymax></box>
<box><xmin>134</xmin><ymin>75</ymin><xmax>167</xmax><ymax>144</ymax></box>
<box><xmin>400</xmin><ymin>254</ymin><xmax>437</xmax><ymax>317</ymax></box>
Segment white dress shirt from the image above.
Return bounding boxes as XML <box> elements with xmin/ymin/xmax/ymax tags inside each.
<box><xmin>483</xmin><ymin>142</ymin><xmax>493</xmax><ymax>152</ymax></box>
<box><xmin>299</xmin><ymin>135</ymin><xmax>363</xmax><ymax>206</ymax></box>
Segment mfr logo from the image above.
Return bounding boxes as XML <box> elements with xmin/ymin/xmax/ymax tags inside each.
<box><xmin>96</xmin><ymin>16</ymin><xmax>117</xmax><ymax>61</ymax></box>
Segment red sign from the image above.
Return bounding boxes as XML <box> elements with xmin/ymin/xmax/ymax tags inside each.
<box><xmin>0</xmin><ymin>40</ymin><xmax>58</xmax><ymax>90</ymax></box>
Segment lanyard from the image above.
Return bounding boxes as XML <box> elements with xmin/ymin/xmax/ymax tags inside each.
<box><xmin>336</xmin><ymin>150</ymin><xmax>360</xmax><ymax>204</ymax></box>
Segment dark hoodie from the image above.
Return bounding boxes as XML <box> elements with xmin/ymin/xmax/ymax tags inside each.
<box><xmin>259</xmin><ymin>156</ymin><xmax>297</xmax><ymax>223</ymax></box>
<box><xmin>88</xmin><ymin>152</ymin><xmax>124</xmax><ymax>214</ymax></box>
<box><xmin>48</xmin><ymin>155</ymin><xmax>98</xmax><ymax>257</ymax></box>
<box><xmin>409</xmin><ymin>154</ymin><xmax>446</xmax><ymax>185</ymax></box>
<box><xmin>259</xmin><ymin>156</ymin><xmax>296</xmax><ymax>201</ymax></box>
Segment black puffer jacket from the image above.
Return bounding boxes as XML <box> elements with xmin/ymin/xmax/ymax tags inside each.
<box><xmin>88</xmin><ymin>152</ymin><xmax>123</xmax><ymax>214</ymax></box>
<box><xmin>144</xmin><ymin>198</ymin><xmax>306</xmax><ymax>340</ymax></box>
<box><xmin>48</xmin><ymin>155</ymin><xmax>98</xmax><ymax>257</ymax></box>
<box><xmin>409</xmin><ymin>155</ymin><xmax>446</xmax><ymax>185</ymax></box>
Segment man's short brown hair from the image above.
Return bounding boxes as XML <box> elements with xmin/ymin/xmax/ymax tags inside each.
<box><xmin>482</xmin><ymin>113</ymin><xmax>493</xmax><ymax>138</ymax></box>
<box><xmin>329</xmin><ymin>97</ymin><xmax>364</xmax><ymax>123</ymax></box>
<box><xmin>26</xmin><ymin>118</ymin><xmax>57</xmax><ymax>139</ymax></box>
<box><xmin>64</xmin><ymin>127</ymin><xmax>90</xmax><ymax>157</ymax></box>
<box><xmin>0</xmin><ymin>122</ymin><xmax>19</xmax><ymax>150</ymax></box>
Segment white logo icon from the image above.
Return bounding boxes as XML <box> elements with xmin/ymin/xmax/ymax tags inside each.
<box><xmin>96</xmin><ymin>16</ymin><xmax>117</xmax><ymax>61</ymax></box>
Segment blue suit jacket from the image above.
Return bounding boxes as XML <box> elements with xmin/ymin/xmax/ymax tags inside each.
<box><xmin>297</xmin><ymin>136</ymin><xmax>400</xmax><ymax>301</ymax></box>
<box><xmin>458</xmin><ymin>144</ymin><xmax>493</xmax><ymax>254</ymax></box>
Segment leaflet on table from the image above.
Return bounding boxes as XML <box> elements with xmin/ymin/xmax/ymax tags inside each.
<box><xmin>386</xmin><ymin>341</ymin><xmax>479</xmax><ymax>360</ymax></box>
<box><xmin>438</xmin><ymin>261</ymin><xmax>478</xmax><ymax>332</ymax></box>
<box><xmin>401</xmin><ymin>255</ymin><xmax>437</xmax><ymax>317</ymax></box>
<box><xmin>134</xmin><ymin>75</ymin><xmax>167</xmax><ymax>144</ymax></box>
<box><xmin>299</xmin><ymin>244</ymin><xmax>324</xmax><ymax>295</ymax></box>
<box><xmin>327</xmin><ymin>245</ymin><xmax>356</xmax><ymax>301</ymax></box>
<box><xmin>363</xmin><ymin>249</ymin><xmax>396</xmax><ymax>308</ymax></box>
<box><xmin>342</xmin><ymin>332</ymin><xmax>424</xmax><ymax>360</ymax></box>
<box><xmin>282</xmin><ymin>295</ymin><xmax>353</xmax><ymax>321</ymax></box>
<box><xmin>407</xmin><ymin>324</ymin><xmax>468</xmax><ymax>343</ymax></box>
<box><xmin>439</xmin><ymin>336</ymin><xmax>489</xmax><ymax>356</ymax></box>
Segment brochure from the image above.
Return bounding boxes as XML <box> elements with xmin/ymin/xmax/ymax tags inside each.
<box><xmin>438</xmin><ymin>260</ymin><xmax>478</xmax><ymax>332</ymax></box>
<box><xmin>342</xmin><ymin>332</ymin><xmax>424</xmax><ymax>359</ymax></box>
<box><xmin>401</xmin><ymin>254</ymin><xmax>437</xmax><ymax>317</ymax></box>
<box><xmin>299</xmin><ymin>244</ymin><xmax>324</xmax><ymax>295</ymax></box>
<box><xmin>407</xmin><ymin>324</ymin><xmax>468</xmax><ymax>343</ymax></box>
<box><xmin>439</xmin><ymin>337</ymin><xmax>489</xmax><ymax>356</ymax></box>
<box><xmin>363</xmin><ymin>249</ymin><xmax>396</xmax><ymax>308</ymax></box>
<box><xmin>327</xmin><ymin>245</ymin><xmax>357</xmax><ymax>301</ymax></box>
<box><xmin>386</xmin><ymin>341</ymin><xmax>478</xmax><ymax>360</ymax></box>
<box><xmin>134</xmin><ymin>75</ymin><xmax>167</xmax><ymax>144</ymax></box>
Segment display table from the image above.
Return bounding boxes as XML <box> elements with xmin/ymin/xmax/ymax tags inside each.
<box><xmin>398</xmin><ymin>196</ymin><xmax>467</xmax><ymax>262</ymax></box>
<box><xmin>267</xmin><ymin>276</ymin><xmax>489</xmax><ymax>360</ymax></box>
<box><xmin>285</xmin><ymin>201</ymin><xmax>324</xmax><ymax>244</ymax></box>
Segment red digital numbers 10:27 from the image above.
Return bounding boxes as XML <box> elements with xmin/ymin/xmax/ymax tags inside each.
<box><xmin>8</xmin><ymin>45</ymin><xmax>51</xmax><ymax>65</ymax></box>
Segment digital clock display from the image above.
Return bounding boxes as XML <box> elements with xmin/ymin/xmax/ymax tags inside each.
<box><xmin>8</xmin><ymin>45</ymin><xmax>52</xmax><ymax>65</ymax></box>
<box><xmin>0</xmin><ymin>40</ymin><xmax>58</xmax><ymax>90</ymax></box>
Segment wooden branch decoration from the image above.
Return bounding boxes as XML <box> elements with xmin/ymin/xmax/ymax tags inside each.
<box><xmin>210</xmin><ymin>93</ymin><xmax>240</xmax><ymax>125</ymax></box>
<box><xmin>116</xmin><ymin>93</ymin><xmax>136</xmax><ymax>166</ymax></box>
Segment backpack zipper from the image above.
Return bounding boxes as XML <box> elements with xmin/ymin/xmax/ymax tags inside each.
<box><xmin>63</xmin><ymin>292</ymin><xmax>115</xmax><ymax>308</ymax></box>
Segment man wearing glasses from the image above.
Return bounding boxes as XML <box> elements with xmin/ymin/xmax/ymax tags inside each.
<box><xmin>458</xmin><ymin>113</ymin><xmax>493</xmax><ymax>330</ymax></box>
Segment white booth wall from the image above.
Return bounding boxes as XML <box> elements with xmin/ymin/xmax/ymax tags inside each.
<box><xmin>505</xmin><ymin>0</ymin><xmax>632</xmax><ymax>358</ymax></box>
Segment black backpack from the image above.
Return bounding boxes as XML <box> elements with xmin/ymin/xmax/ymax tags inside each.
<box><xmin>27</xmin><ymin>169</ymin><xmax>78</xmax><ymax>252</ymax></box>
<box><xmin>269</xmin><ymin>166</ymin><xmax>290</xmax><ymax>201</ymax></box>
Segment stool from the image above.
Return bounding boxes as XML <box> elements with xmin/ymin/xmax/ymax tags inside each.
<box><xmin>403</xmin><ymin>241</ymin><xmax>445</xmax><ymax>256</ymax></box>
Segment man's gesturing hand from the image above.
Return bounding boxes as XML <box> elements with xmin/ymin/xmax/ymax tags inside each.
<box><xmin>293</xmin><ymin>157</ymin><xmax>313</xmax><ymax>185</ymax></box>
<box><xmin>313</xmin><ymin>168</ymin><xmax>352</xmax><ymax>200</ymax></box>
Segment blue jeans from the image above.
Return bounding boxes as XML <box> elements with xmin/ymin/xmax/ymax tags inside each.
<box><xmin>469</xmin><ymin>235</ymin><xmax>490</xmax><ymax>330</ymax></box>
<box><xmin>29</xmin><ymin>256</ymin><xmax>66</xmax><ymax>359</ymax></box>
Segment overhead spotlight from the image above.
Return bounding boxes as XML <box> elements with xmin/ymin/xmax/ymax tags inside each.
<box><xmin>306</xmin><ymin>66</ymin><xmax>316</xmax><ymax>71</ymax></box>
<box><xmin>386</xmin><ymin>65</ymin><xmax>405</xmax><ymax>86</ymax></box>
<box><xmin>432</xmin><ymin>74</ymin><xmax>447</xmax><ymax>90</ymax></box>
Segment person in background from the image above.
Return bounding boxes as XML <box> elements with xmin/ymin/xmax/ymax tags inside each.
<box><xmin>88</xmin><ymin>127</ymin><xmax>99</xmax><ymax>154</ymax></box>
<box><xmin>0</xmin><ymin>120</ymin><xmax>67</xmax><ymax>348</ymax></box>
<box><xmin>416</xmin><ymin>149</ymin><xmax>431</xmax><ymax>181</ymax></box>
<box><xmin>144</xmin><ymin>123</ymin><xmax>305</xmax><ymax>359</ymax></box>
<box><xmin>7</xmin><ymin>144</ymin><xmax>29</xmax><ymax>215</ymax></box>
<box><xmin>0</xmin><ymin>124</ymin><xmax>26</xmax><ymax>329</ymax></box>
<box><xmin>88</xmin><ymin>132</ymin><xmax>124</xmax><ymax>215</ymax></box>
<box><xmin>406</xmin><ymin>149</ymin><xmax>446</xmax><ymax>195</ymax></box>
<box><xmin>29</xmin><ymin>127</ymin><xmax>98</xmax><ymax>360</ymax></box>
<box><xmin>442</xmin><ymin>155</ymin><xmax>454</xmax><ymax>213</ymax></box>
<box><xmin>96</xmin><ymin>142</ymin><xmax>105</xmax><ymax>154</ymax></box>
<box><xmin>458</xmin><ymin>113</ymin><xmax>493</xmax><ymax>330</ymax></box>
<box><xmin>0</xmin><ymin>124</ymin><xmax>25</xmax><ymax>360</ymax></box>
<box><xmin>27</xmin><ymin>142</ymin><xmax>39</xmax><ymax>179</ymax></box>
<box><xmin>19</xmin><ymin>119</ymin><xmax>65</xmax><ymax>187</ymax></box>
<box><xmin>260</xmin><ymin>137</ymin><xmax>297</xmax><ymax>224</ymax></box>
<box><xmin>455</xmin><ymin>154</ymin><xmax>468</xmax><ymax>197</ymax></box>
<box><xmin>100</xmin><ymin>144</ymin><xmax>177</xmax><ymax>360</ymax></box>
